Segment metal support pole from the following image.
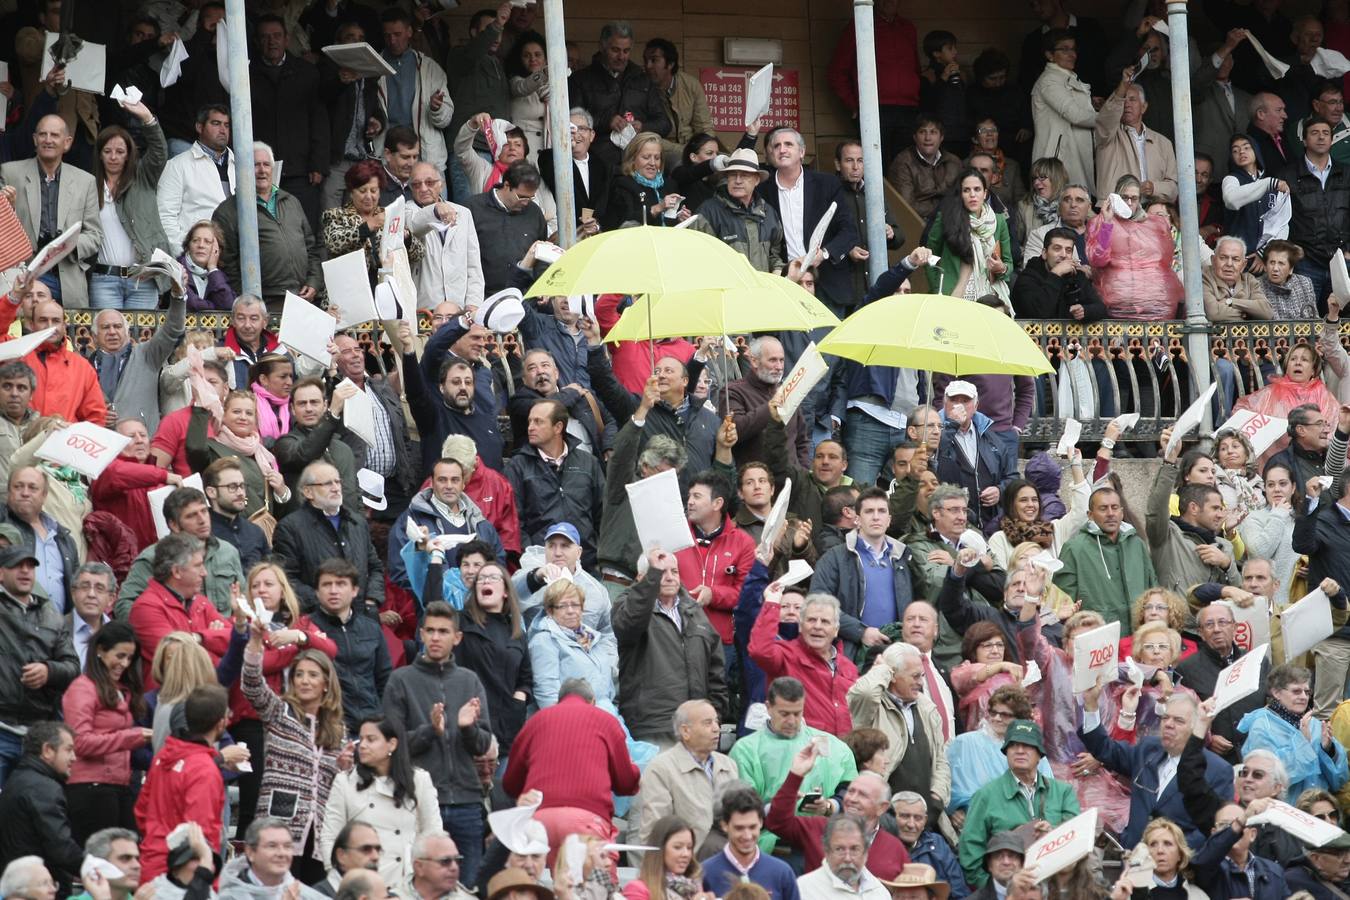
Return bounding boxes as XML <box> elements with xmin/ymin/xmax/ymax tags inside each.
<box><xmin>544</xmin><ymin>0</ymin><xmax>576</xmax><ymax>248</ymax></box>
<box><xmin>853</xmin><ymin>0</ymin><xmax>889</xmax><ymax>285</ymax></box>
<box><xmin>225</xmin><ymin>0</ymin><xmax>261</xmax><ymax>298</ymax></box>
<box><xmin>1166</xmin><ymin>0</ymin><xmax>1211</xmax><ymax>427</ymax></box>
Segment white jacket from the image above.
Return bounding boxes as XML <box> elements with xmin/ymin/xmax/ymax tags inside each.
<box><xmin>157</xmin><ymin>143</ymin><xmax>236</xmax><ymax>248</ymax></box>
<box><xmin>1031</xmin><ymin>62</ymin><xmax>1097</xmax><ymax>190</ymax></box>
<box><xmin>319</xmin><ymin>767</ymin><xmax>442</xmax><ymax>890</ymax></box>
<box><xmin>408</xmin><ymin>201</ymin><xmax>486</xmax><ymax>310</ymax></box>
<box><xmin>376</xmin><ymin>51</ymin><xmax>454</xmax><ymax>170</ymax></box>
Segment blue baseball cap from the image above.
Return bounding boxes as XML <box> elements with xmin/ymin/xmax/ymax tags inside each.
<box><xmin>544</xmin><ymin>523</ymin><xmax>581</xmax><ymax>545</ymax></box>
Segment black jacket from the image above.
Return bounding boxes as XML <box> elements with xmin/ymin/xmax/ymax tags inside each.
<box><xmin>453</xmin><ymin>614</ymin><xmax>532</xmax><ymax>755</ymax></box>
<box><xmin>0</xmin><ymin>589</ymin><xmax>78</xmax><ymax>726</ymax></box>
<box><xmin>0</xmin><ymin>507</ymin><xmax>79</xmax><ymax>615</ymax></box>
<box><xmin>600</xmin><ymin>175</ymin><xmax>677</xmax><ymax>231</ymax></box>
<box><xmin>503</xmin><ymin>435</ymin><xmax>606</xmax><ymax>566</ymax></box>
<box><xmin>209</xmin><ymin>509</ymin><xmax>270</xmax><ymax>572</ymax></box>
<box><xmin>461</xmin><ymin>190</ymin><xmax>549</xmax><ymax>295</ymax></box>
<box><xmin>1011</xmin><ymin>257</ymin><xmax>1108</xmax><ymax>320</ymax></box>
<box><xmin>837</xmin><ymin>177</ymin><xmax>901</xmax><ymax>302</ymax></box>
<box><xmin>271</xmin><ymin>504</ymin><xmax>386</xmax><ymax>612</ymax></box>
<box><xmin>401</xmin><ymin>350</ymin><xmax>505</xmax><ymax>475</ymax></box>
<box><xmin>1174</xmin><ymin>642</ymin><xmax>1268</xmax><ymax>763</ymax></box>
<box><xmin>568</xmin><ymin>57</ymin><xmax>671</xmax><ymax>161</ymax></box>
<box><xmin>538</xmin><ymin>151</ymin><xmax>613</xmax><ymax>225</ymax></box>
<box><xmin>0</xmin><ymin>757</ymin><xmax>84</xmax><ymax>881</ymax></box>
<box><xmin>507</xmin><ymin>385</ymin><xmax>607</xmax><ymax>455</ymax></box>
<box><xmin>690</xmin><ymin>189</ymin><xmax>786</xmax><ymax>274</ymax></box>
<box><xmin>1293</xmin><ymin>492</ymin><xmax>1350</xmax><ymax>639</ymax></box>
<box><xmin>309</xmin><ymin>605</ymin><xmax>392</xmax><ymax>731</ymax></box>
<box><xmin>317</xmin><ymin>54</ymin><xmax>385</xmax><ymax>165</ymax></box>
<box><xmin>1283</xmin><ymin>156</ymin><xmax>1350</xmax><ymax>265</ymax></box>
<box><xmin>249</xmin><ymin>54</ymin><xmax>329</xmax><ymax>177</ymax></box>
<box><xmin>272</xmin><ymin>414</ymin><xmax>362</xmax><ymax>519</ymax></box>
<box><xmin>754</xmin><ymin>169</ymin><xmax>860</xmax><ymax>310</ymax></box>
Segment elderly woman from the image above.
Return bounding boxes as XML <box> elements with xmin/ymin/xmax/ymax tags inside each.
<box><xmin>91</xmin><ymin>100</ymin><xmax>172</xmax><ymax>310</ymax></box>
<box><xmin>1203</xmin><ymin>236</ymin><xmax>1274</xmax><ymax>322</ymax></box>
<box><xmin>320</xmin><ymin>159</ymin><xmax>423</xmax><ymax>287</ymax></box>
<box><xmin>186</xmin><ymin>388</ymin><xmax>292</xmax><ymax>517</ymax></box>
<box><xmin>91</xmin><ymin>418</ymin><xmax>181</xmax><ymax>550</ymax></box>
<box><xmin>1238</xmin><ymin>663</ymin><xmax>1349</xmax><ymax>801</ymax></box>
<box><xmin>178</xmin><ymin>221</ymin><xmax>235</xmax><ymax>311</ymax></box>
<box><xmin>1087</xmin><ymin>174</ymin><xmax>1184</xmax><ymax>320</ymax></box>
<box><xmin>689</xmin><ymin>149</ymin><xmax>784</xmax><ymax>274</ymax></box>
<box><xmin>1232</xmin><ymin>344</ymin><xmax>1339</xmax><ymax>460</ymax></box>
<box><xmin>970</xmin><ymin>118</ymin><xmax>1025</xmax><ymax>206</ymax></box>
<box><xmin>1260</xmin><ymin>240</ymin><xmax>1318</xmax><ymax>319</ymax></box>
<box><xmin>951</xmin><ymin>620</ymin><xmax>1023</xmax><ymax>732</ymax></box>
<box><xmin>1103</xmin><ymin>621</ymin><xmax>1196</xmax><ymax>743</ymax></box>
<box><xmin>749</xmin><ymin>586</ymin><xmax>858</xmax><ymax>735</ymax></box>
<box><xmin>987</xmin><ymin>457</ymin><xmax>1088</xmax><ymax>570</ymax></box>
<box><xmin>603</xmin><ymin>132</ymin><xmax>687</xmax><ymax>230</ymax></box>
<box><xmin>1117</xmin><ymin>587</ymin><xmax>1197</xmax><ymax>661</ymax></box>
<box><xmin>1214</xmin><ymin>427</ymin><xmax>1263</xmax><ymax>516</ymax></box>
<box><xmin>924</xmin><ymin>167</ymin><xmax>1012</xmax><ymax>304</ymax></box>
<box><xmin>1239</xmin><ymin>462</ymin><xmax>1299</xmax><ymax>607</ymax></box>
<box><xmin>943</xmin><ymin>684</ymin><xmax>1052</xmax><ymax>824</ymax></box>
<box><xmin>528</xmin><ymin>579</ymin><xmax>618</xmax><ymax>710</ymax></box>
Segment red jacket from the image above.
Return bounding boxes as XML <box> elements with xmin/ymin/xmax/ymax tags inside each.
<box><xmin>827</xmin><ymin>15</ymin><xmax>920</xmax><ymax>110</ymax></box>
<box><xmin>749</xmin><ymin>601</ymin><xmax>857</xmax><ymax>734</ymax></box>
<box><xmin>594</xmin><ymin>294</ymin><xmax>696</xmax><ymax>394</ymax></box>
<box><xmin>675</xmin><ymin>516</ymin><xmax>756</xmax><ymax>644</ymax></box>
<box><xmin>228</xmin><ymin>615</ymin><xmax>338</xmax><ymax>723</ymax></box>
<box><xmin>502</xmin><ymin>695</ymin><xmax>641</xmax><ymax>822</ymax></box>
<box><xmin>151</xmin><ymin>406</ymin><xmax>216</xmax><ymax>477</ymax></box>
<box><xmin>128</xmin><ymin>579</ymin><xmax>232</xmax><ymax>687</ymax></box>
<box><xmin>464</xmin><ymin>456</ymin><xmax>522</xmax><ymax>555</ymax></box>
<box><xmin>135</xmin><ymin>736</ymin><xmax>224</xmax><ymax>883</ymax></box>
<box><xmin>61</xmin><ymin>675</ymin><xmax>144</xmax><ymax>787</ymax></box>
<box><xmin>91</xmin><ymin>456</ymin><xmax>171</xmax><ymax>552</ymax></box>
<box><xmin>766</xmin><ymin>770</ymin><xmax>910</xmax><ymax>878</ymax></box>
<box><xmin>24</xmin><ymin>342</ymin><xmax>107</xmax><ymax>424</ymax></box>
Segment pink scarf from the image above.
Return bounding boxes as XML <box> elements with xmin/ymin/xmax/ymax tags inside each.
<box><xmin>186</xmin><ymin>344</ymin><xmax>223</xmax><ymax>424</ymax></box>
<box><xmin>251</xmin><ymin>382</ymin><xmax>290</xmax><ymax>440</ymax></box>
<box><xmin>211</xmin><ymin>421</ymin><xmax>279</xmax><ymax>477</ymax></box>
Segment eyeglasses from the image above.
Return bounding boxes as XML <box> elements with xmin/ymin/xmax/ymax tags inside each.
<box><xmin>1139</xmin><ymin>643</ymin><xmax>1171</xmax><ymax>653</ymax></box>
<box><xmin>74</xmin><ymin>581</ymin><xmax>111</xmax><ymax>593</ymax></box>
<box><xmin>1142</xmin><ymin>602</ymin><xmax>1170</xmax><ymax>613</ymax></box>
<box><xmin>307</xmin><ymin>479</ymin><xmax>342</xmax><ymax>489</ymax></box>
<box><xmin>976</xmin><ymin>127</ymin><xmax>998</xmax><ymax>134</ymax></box>
<box><xmin>1281</xmin><ymin>686</ymin><xmax>1312</xmax><ymax>696</ymax></box>
<box><xmin>1053</xmin><ymin>45</ymin><xmax>1077</xmax><ymax>53</ymax></box>
<box><xmin>1238</xmin><ymin>767</ymin><xmax>1267</xmax><ymax>780</ymax></box>
<box><xmin>979</xmin><ymin>640</ymin><xmax>1006</xmax><ymax>651</ymax></box>
<box><xmin>1200</xmin><ymin>619</ymin><xmax>1234</xmax><ymax>630</ymax></box>
<box><xmin>1313</xmin><ymin>810</ymin><xmax>1341</xmax><ymax>822</ymax></box>
<box><xmin>217</xmin><ymin>481</ymin><xmax>248</xmax><ymax>492</ymax></box>
<box><xmin>1298</xmin><ymin>420</ymin><xmax>1328</xmax><ymax>429</ymax></box>
<box><xmin>476</xmin><ymin>573</ymin><xmax>503</xmax><ymax>584</ymax></box>
<box><xmin>1032</xmin><ymin>174</ymin><xmax>1050</xmax><ymax>182</ymax></box>
<box><xmin>987</xmin><ymin>709</ymin><xmax>1014</xmax><ymax>720</ymax></box>
<box><xmin>423</xmin><ymin>856</ymin><xmax>463</xmax><ymax>866</ymax></box>
<box><xmin>410</xmin><ymin>179</ymin><xmax>442</xmax><ymax>188</ymax></box>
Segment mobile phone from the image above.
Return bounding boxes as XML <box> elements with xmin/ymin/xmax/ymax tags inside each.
<box><xmin>798</xmin><ymin>789</ymin><xmax>823</xmax><ymax>809</ymax></box>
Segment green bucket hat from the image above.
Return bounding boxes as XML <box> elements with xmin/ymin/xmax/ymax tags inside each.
<box><xmin>1001</xmin><ymin>718</ymin><xmax>1047</xmax><ymax>756</ymax></box>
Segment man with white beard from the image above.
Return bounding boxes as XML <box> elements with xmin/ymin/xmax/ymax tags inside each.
<box><xmin>726</xmin><ymin>336</ymin><xmax>810</xmax><ymax>468</ymax></box>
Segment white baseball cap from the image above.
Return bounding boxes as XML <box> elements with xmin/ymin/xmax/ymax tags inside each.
<box><xmin>944</xmin><ymin>380</ymin><xmax>979</xmax><ymax>400</ymax></box>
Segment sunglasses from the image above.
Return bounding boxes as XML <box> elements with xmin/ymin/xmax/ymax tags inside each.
<box><xmin>1238</xmin><ymin>767</ymin><xmax>1267</xmax><ymax>780</ymax></box>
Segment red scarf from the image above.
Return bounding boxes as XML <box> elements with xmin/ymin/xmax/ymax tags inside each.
<box><xmin>224</xmin><ymin>328</ymin><xmax>279</xmax><ymax>357</ymax></box>
<box><xmin>484</xmin><ymin>161</ymin><xmax>510</xmax><ymax>192</ymax></box>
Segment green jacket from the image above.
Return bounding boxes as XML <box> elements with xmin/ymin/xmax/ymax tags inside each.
<box><xmin>761</xmin><ymin>417</ymin><xmax>851</xmax><ymax>532</ymax></box>
<box><xmin>1053</xmin><ymin>521</ymin><xmax>1157</xmax><ymax>634</ymax></box>
<box><xmin>958</xmin><ymin>768</ymin><xmax>1080</xmax><ymax>886</ymax></box>
<box><xmin>728</xmin><ymin>724</ymin><xmax>858</xmax><ymax>852</ymax></box>
<box><xmin>114</xmin><ymin>535</ymin><xmax>244</xmax><ymax>620</ymax></box>
<box><xmin>115</xmin><ymin>120</ymin><xmax>173</xmax><ymax>267</ymax></box>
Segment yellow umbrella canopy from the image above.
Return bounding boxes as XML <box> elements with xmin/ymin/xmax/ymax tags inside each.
<box><xmin>817</xmin><ymin>293</ymin><xmax>1054</xmax><ymax>376</ymax></box>
<box><xmin>603</xmin><ymin>273</ymin><xmax>840</xmax><ymax>343</ymax></box>
<box><xmin>524</xmin><ymin>227</ymin><xmax>763</xmax><ymax>299</ymax></box>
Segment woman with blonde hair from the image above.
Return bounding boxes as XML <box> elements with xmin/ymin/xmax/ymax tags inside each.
<box><xmin>149</xmin><ymin>631</ymin><xmax>222</xmax><ymax>750</ymax></box>
<box><xmin>229</xmin><ymin>564</ymin><xmax>338</xmax><ymax>835</ymax></box>
<box><xmin>1117</xmin><ymin>587</ymin><xmax>1197</xmax><ymax>661</ymax></box>
<box><xmin>1087</xmin><ymin>174</ymin><xmax>1184</xmax><ymax>320</ymax></box>
<box><xmin>242</xmin><ymin>617</ymin><xmax>347</xmax><ymax>882</ymax></box>
<box><xmin>601</xmin><ymin>132</ymin><xmax>688</xmax><ymax>230</ymax></box>
<box><xmin>622</xmin><ymin>817</ymin><xmax>712</xmax><ymax>900</ymax></box>
<box><xmin>186</xmin><ymin>388</ymin><xmax>291</xmax><ymax>516</ymax></box>
<box><xmin>1017</xmin><ymin>156</ymin><xmax>1069</xmax><ymax>235</ymax></box>
<box><xmin>1136</xmin><ymin>818</ymin><xmax>1207</xmax><ymax>897</ymax></box>
<box><xmin>1104</xmin><ymin>621</ymin><xmax>1196</xmax><ymax>743</ymax></box>
<box><xmin>159</xmin><ymin>328</ymin><xmax>234</xmax><ymax>416</ymax></box>
<box><xmin>529</xmin><ymin>579</ymin><xmax>618</xmax><ymax>709</ymax></box>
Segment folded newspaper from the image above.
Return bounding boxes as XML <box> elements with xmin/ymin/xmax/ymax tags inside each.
<box><xmin>128</xmin><ymin>248</ymin><xmax>188</xmax><ymax>295</ymax></box>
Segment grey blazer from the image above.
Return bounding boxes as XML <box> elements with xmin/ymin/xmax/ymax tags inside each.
<box><xmin>0</xmin><ymin>157</ymin><xmax>102</xmax><ymax>307</ymax></box>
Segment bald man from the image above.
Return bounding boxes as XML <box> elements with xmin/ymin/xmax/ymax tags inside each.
<box><xmin>0</xmin><ymin>114</ymin><xmax>102</xmax><ymax>307</ymax></box>
<box><xmin>23</xmin><ymin>299</ymin><xmax>106</xmax><ymax>423</ymax></box>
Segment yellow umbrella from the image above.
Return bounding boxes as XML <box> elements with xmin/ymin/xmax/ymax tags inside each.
<box><xmin>817</xmin><ymin>293</ymin><xmax>1053</xmax><ymax>376</ymax></box>
<box><xmin>602</xmin><ymin>273</ymin><xmax>840</xmax><ymax>343</ymax></box>
<box><xmin>524</xmin><ymin>227</ymin><xmax>762</xmax><ymax>298</ymax></box>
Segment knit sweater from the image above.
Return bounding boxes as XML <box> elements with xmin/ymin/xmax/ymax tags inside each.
<box><xmin>501</xmin><ymin>694</ymin><xmax>641</xmax><ymax>821</ymax></box>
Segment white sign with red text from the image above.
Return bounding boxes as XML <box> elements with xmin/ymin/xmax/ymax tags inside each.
<box><xmin>1027</xmin><ymin>808</ymin><xmax>1099</xmax><ymax>883</ymax></box>
<box><xmin>36</xmin><ymin>422</ymin><xmax>129</xmax><ymax>479</ymax></box>
<box><xmin>1212</xmin><ymin>642</ymin><xmax>1268</xmax><ymax>715</ymax></box>
<box><xmin>1224</xmin><ymin>597</ymin><xmax>1271</xmax><ymax>653</ymax></box>
<box><xmin>1072</xmin><ymin>621</ymin><xmax>1120</xmax><ymax>692</ymax></box>
<box><xmin>1245</xmin><ymin>799</ymin><xmax>1346</xmax><ymax>846</ymax></box>
<box><xmin>1216</xmin><ymin>409</ymin><xmax>1288</xmax><ymax>458</ymax></box>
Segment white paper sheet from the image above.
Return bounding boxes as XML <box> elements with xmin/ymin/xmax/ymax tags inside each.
<box><xmin>149</xmin><ymin>473</ymin><xmax>203</xmax><ymax>539</ymax></box>
<box><xmin>610</xmin><ymin>123</ymin><xmax>636</xmax><ymax>150</ymax></box>
<box><xmin>1225</xmin><ymin>596</ymin><xmax>1271</xmax><ymax>653</ymax></box>
<box><xmin>1022</xmin><ymin>659</ymin><xmax>1042</xmax><ymax>688</ymax></box>
<box><xmin>745</xmin><ymin>63</ymin><xmax>774</xmax><ymax>128</ymax></box>
<box><xmin>1212</xmin><ymin>642</ymin><xmax>1268</xmax><ymax>715</ymax></box>
<box><xmin>338</xmin><ymin>378</ymin><xmax>376</xmax><ymax>447</ymax></box>
<box><xmin>0</xmin><ymin>63</ymin><xmax>10</xmax><ymax>131</ymax></box>
<box><xmin>1247</xmin><ymin>33</ymin><xmax>1290</xmax><ymax>79</ymax></box>
<box><xmin>673</xmin><ymin>214</ymin><xmax>701</xmax><ymax>230</ymax></box>
<box><xmin>1113</xmin><ymin>412</ymin><xmax>1141</xmax><ymax>432</ymax></box>
<box><xmin>1131</xmin><ymin>50</ymin><xmax>1150</xmax><ymax>80</ymax></box>
<box><xmin>382</xmin><ymin>196</ymin><xmax>406</xmax><ymax>253</ymax></box>
<box><xmin>1216</xmin><ymin>409</ymin><xmax>1288</xmax><ymax>459</ymax></box>
<box><xmin>957</xmin><ymin>529</ymin><xmax>988</xmax><ymax>558</ymax></box>
<box><xmin>776</xmin><ymin>558</ymin><xmax>814</xmax><ymax>589</ymax></box>
<box><xmin>0</xmin><ymin>326</ymin><xmax>54</xmax><ymax>363</ymax></box>
<box><xmin>41</xmin><ymin>33</ymin><xmax>106</xmax><ymax>95</ymax></box>
<box><xmin>806</xmin><ymin>201</ymin><xmax>836</xmax><ymax>267</ymax></box>
<box><xmin>26</xmin><ymin>223</ymin><xmax>82</xmax><ymax>280</ymax></box>
<box><xmin>1333</xmin><ymin>250</ymin><xmax>1350</xmax><ymax>300</ymax></box>
<box><xmin>1072</xmin><ymin>621</ymin><xmax>1120</xmax><ymax>692</ymax></box>
<box><xmin>322</xmin><ymin>250</ymin><xmax>378</xmax><ymax>327</ymax></box>
<box><xmin>37</xmin><ymin>422</ymin><xmax>129</xmax><ymax>479</ymax></box>
<box><xmin>1151</xmin><ymin>21</ymin><xmax>1170</xmax><ymax>36</ymax></box>
<box><xmin>759</xmin><ymin>477</ymin><xmax>792</xmax><ymax>557</ymax></box>
<box><xmin>625</xmin><ymin>468</ymin><xmax>694</xmax><ymax>553</ymax></box>
<box><xmin>1313</xmin><ymin>47</ymin><xmax>1350</xmax><ymax>78</ymax></box>
<box><xmin>278</xmin><ymin>291</ymin><xmax>336</xmax><ymax>366</ymax></box>
<box><xmin>1245</xmin><ymin>799</ymin><xmax>1346</xmax><ymax>846</ymax></box>
<box><xmin>1030</xmin><ymin>549</ymin><xmax>1064</xmax><ymax>576</ymax></box>
<box><xmin>1026</xmin><ymin>809</ymin><xmax>1099</xmax><ymax>883</ymax></box>
<box><xmin>777</xmin><ymin>343</ymin><xmax>828</xmax><ymax>422</ymax></box>
<box><xmin>320</xmin><ymin>42</ymin><xmax>396</xmax><ymax>78</ymax></box>
<box><xmin>109</xmin><ymin>84</ymin><xmax>143</xmax><ymax>106</ymax></box>
<box><xmin>1056</xmin><ymin>417</ymin><xmax>1082</xmax><ymax>457</ymax></box>
<box><xmin>1109</xmin><ymin>192</ymin><xmax>1134</xmax><ymax>218</ymax></box>
<box><xmin>160</xmin><ymin>36</ymin><xmax>188</xmax><ymax>87</ymax></box>
<box><xmin>1281</xmin><ymin>588</ymin><xmax>1334</xmax><ymax>661</ymax></box>
<box><xmin>1166</xmin><ymin>382</ymin><xmax>1218</xmax><ymax>458</ymax></box>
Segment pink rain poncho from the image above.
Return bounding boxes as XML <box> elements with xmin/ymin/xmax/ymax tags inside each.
<box><xmin>1086</xmin><ymin>214</ymin><xmax>1184</xmax><ymax>321</ymax></box>
<box><xmin>1018</xmin><ymin>614</ymin><xmax>1132</xmax><ymax>834</ymax></box>
<box><xmin>1231</xmin><ymin>375</ymin><xmax>1338</xmax><ymax>462</ymax></box>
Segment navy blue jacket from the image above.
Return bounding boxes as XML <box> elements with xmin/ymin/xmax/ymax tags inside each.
<box><xmin>754</xmin><ymin>169</ymin><xmax>860</xmax><ymax>310</ymax></box>
<box><xmin>1078</xmin><ymin>721</ymin><xmax>1234</xmax><ymax>849</ymax></box>
<box><xmin>402</xmin><ymin>349</ymin><xmax>504</xmax><ymax>474</ymax></box>
<box><xmin>1190</xmin><ymin>822</ymin><xmax>1291</xmax><ymax>900</ymax></box>
<box><xmin>933</xmin><ymin>414</ymin><xmax>1019</xmax><ymax>535</ymax></box>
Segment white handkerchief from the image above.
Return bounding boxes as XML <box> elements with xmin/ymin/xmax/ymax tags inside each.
<box><xmin>1247</xmin><ymin>33</ymin><xmax>1290</xmax><ymax>79</ymax></box>
<box><xmin>1313</xmin><ymin>47</ymin><xmax>1350</xmax><ymax>79</ymax></box>
<box><xmin>160</xmin><ymin>37</ymin><xmax>189</xmax><ymax>88</ymax></box>
<box><xmin>110</xmin><ymin>84</ymin><xmax>143</xmax><ymax>106</ymax></box>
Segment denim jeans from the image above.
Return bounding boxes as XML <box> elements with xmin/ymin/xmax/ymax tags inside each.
<box><xmin>0</xmin><ymin>728</ymin><xmax>22</xmax><ymax>788</ymax></box>
<box><xmin>90</xmin><ymin>273</ymin><xmax>161</xmax><ymax>310</ymax></box>
<box><xmin>843</xmin><ymin>408</ymin><xmax>903</xmax><ymax>487</ymax></box>
<box><xmin>441</xmin><ymin>801</ymin><xmax>484</xmax><ymax>886</ymax></box>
